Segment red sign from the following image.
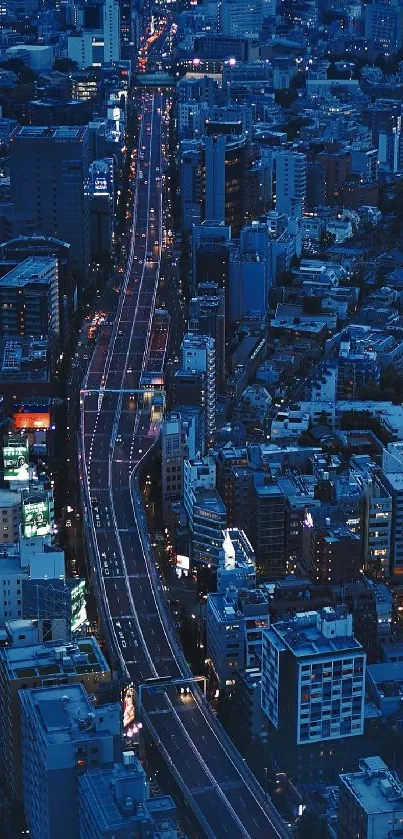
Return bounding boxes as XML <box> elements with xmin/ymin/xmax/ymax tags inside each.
<box><xmin>13</xmin><ymin>412</ymin><xmax>51</xmax><ymax>430</ymax></box>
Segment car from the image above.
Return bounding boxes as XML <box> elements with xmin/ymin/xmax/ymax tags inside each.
<box><xmin>66</xmin><ymin>519</ymin><xmax>72</xmax><ymax>528</ymax></box>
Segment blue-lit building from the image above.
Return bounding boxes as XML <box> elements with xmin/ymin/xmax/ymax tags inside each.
<box><xmin>19</xmin><ymin>683</ymin><xmax>120</xmax><ymax>839</ymax></box>
<box><xmin>0</xmin><ymin>633</ymin><xmax>111</xmax><ymax>804</ymax></box>
<box><xmin>79</xmin><ymin>753</ymin><xmax>178</xmax><ymax>838</ymax></box>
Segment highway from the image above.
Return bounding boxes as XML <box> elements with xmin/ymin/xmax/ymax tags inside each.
<box><xmin>79</xmin><ymin>90</ymin><xmax>288</xmax><ymax>839</ymax></box>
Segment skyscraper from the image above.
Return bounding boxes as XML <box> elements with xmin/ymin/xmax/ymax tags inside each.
<box><xmin>203</xmin><ymin>133</ymin><xmax>246</xmax><ymax>235</ymax></box>
<box><xmin>10</xmin><ymin>126</ymin><xmax>91</xmax><ymax>285</ymax></box>
<box><xmin>103</xmin><ymin>0</ymin><xmax>121</xmax><ymax>63</ymax></box>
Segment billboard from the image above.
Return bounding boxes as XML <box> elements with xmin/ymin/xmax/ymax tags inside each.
<box><xmin>123</xmin><ymin>685</ymin><xmax>136</xmax><ymax>737</ymax></box>
<box><xmin>3</xmin><ymin>438</ymin><xmax>29</xmax><ymax>482</ymax></box>
<box><xmin>13</xmin><ymin>412</ymin><xmax>50</xmax><ymax>430</ymax></box>
<box><xmin>22</xmin><ymin>498</ymin><xmax>51</xmax><ymax>538</ymax></box>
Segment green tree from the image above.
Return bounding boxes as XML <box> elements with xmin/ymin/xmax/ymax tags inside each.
<box><xmin>53</xmin><ymin>57</ymin><xmax>78</xmax><ymax>72</ymax></box>
<box><xmin>296</xmin><ymin>809</ymin><xmax>328</xmax><ymax>838</ymax></box>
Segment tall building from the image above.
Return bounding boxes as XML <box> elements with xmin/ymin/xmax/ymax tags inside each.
<box><xmin>229</xmin><ymin>221</ymin><xmax>273</xmax><ymax>325</ymax></box>
<box><xmin>262</xmin><ymin>608</ymin><xmax>366</xmax><ymax>766</ymax></box>
<box><xmin>103</xmin><ymin>0</ymin><xmax>121</xmax><ymax>63</ymax></box>
<box><xmin>254</xmin><ymin>481</ymin><xmax>286</xmax><ymax>578</ymax></box>
<box><xmin>275</xmin><ymin>150</ymin><xmax>307</xmax><ymax>216</ymax></box>
<box><xmin>219</xmin><ymin>0</ymin><xmax>263</xmax><ymax>37</ymax></box>
<box><xmin>0</xmin><ymin>235</ymin><xmax>75</xmax><ymax>348</ymax></box>
<box><xmin>10</xmin><ymin>127</ymin><xmax>91</xmax><ymax>285</ymax></box>
<box><xmin>302</xmin><ymin>509</ymin><xmax>362</xmax><ymax>585</ymax></box>
<box><xmin>183</xmin><ymin>457</ymin><xmax>227</xmax><ymax>567</ymax></box>
<box><xmin>365</xmin><ymin>4</ymin><xmax>403</xmax><ymax>52</ymax></box>
<box><xmin>207</xmin><ymin>585</ymin><xmax>269</xmax><ymax>684</ymax></box>
<box><xmin>0</xmin><ymin>257</ymin><xmax>59</xmax><ymax>344</ymax></box>
<box><xmin>161</xmin><ymin>412</ymin><xmax>189</xmax><ymax>524</ymax></box>
<box><xmin>191</xmin><ymin>222</ymin><xmax>232</xmax><ymax>293</ymax></box>
<box><xmin>181</xmin><ymin>333</ymin><xmax>216</xmax><ymax>444</ymax></box>
<box><xmin>189</xmin><ymin>282</ymin><xmax>225</xmax><ymax>393</ymax></box>
<box><xmin>19</xmin><ymin>683</ymin><xmax>121</xmax><ymax>839</ymax></box>
<box><xmin>87</xmin><ymin>158</ymin><xmax>114</xmax><ymax>262</ymax></box>
<box><xmin>203</xmin><ymin>133</ymin><xmax>247</xmax><ymax>235</ymax></box>
<box><xmin>0</xmin><ymin>635</ymin><xmax>110</xmax><ymax>804</ymax></box>
<box><xmin>79</xmin><ymin>754</ymin><xmax>178</xmax><ymax>838</ymax></box>
<box><xmin>338</xmin><ymin>756</ymin><xmax>403</xmax><ymax>839</ymax></box>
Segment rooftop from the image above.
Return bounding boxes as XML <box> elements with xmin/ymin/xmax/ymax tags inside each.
<box><xmin>269</xmin><ymin>608</ymin><xmax>362</xmax><ymax>658</ymax></box>
<box><xmin>0</xmin><ymin>638</ymin><xmax>109</xmax><ymax>682</ymax></box>
<box><xmin>340</xmin><ymin>757</ymin><xmax>403</xmax><ymax>815</ymax></box>
<box><xmin>79</xmin><ymin>761</ymin><xmax>176</xmax><ymax>830</ymax></box>
<box><xmin>0</xmin><ymin>256</ymin><xmax>56</xmax><ymax>288</ymax></box>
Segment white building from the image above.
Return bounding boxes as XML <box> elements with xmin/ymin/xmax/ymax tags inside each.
<box><xmin>271</xmin><ymin>408</ymin><xmax>310</xmax><ymax>443</ymax></box>
<box><xmin>275</xmin><ymin>150</ymin><xmax>307</xmax><ymax>216</ymax></box>
<box><xmin>262</xmin><ymin>608</ymin><xmax>366</xmax><ymax>745</ymax></box>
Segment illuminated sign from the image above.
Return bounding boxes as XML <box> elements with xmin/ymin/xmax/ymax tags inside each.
<box><xmin>176</xmin><ymin>554</ymin><xmax>190</xmax><ymax>571</ymax></box>
<box><xmin>22</xmin><ymin>498</ymin><xmax>51</xmax><ymax>538</ymax></box>
<box><xmin>3</xmin><ymin>438</ymin><xmax>29</xmax><ymax>482</ymax></box>
<box><xmin>13</xmin><ymin>412</ymin><xmax>51</xmax><ymax>430</ymax></box>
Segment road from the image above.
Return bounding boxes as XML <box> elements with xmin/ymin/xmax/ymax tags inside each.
<box><xmin>80</xmin><ymin>90</ymin><xmax>287</xmax><ymax>839</ymax></box>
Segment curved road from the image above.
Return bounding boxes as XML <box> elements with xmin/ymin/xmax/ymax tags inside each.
<box><xmin>80</xmin><ymin>91</ymin><xmax>287</xmax><ymax>839</ymax></box>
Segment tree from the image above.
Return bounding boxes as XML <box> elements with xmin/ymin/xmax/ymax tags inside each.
<box><xmin>53</xmin><ymin>57</ymin><xmax>78</xmax><ymax>72</ymax></box>
<box><xmin>296</xmin><ymin>810</ymin><xmax>328</xmax><ymax>839</ymax></box>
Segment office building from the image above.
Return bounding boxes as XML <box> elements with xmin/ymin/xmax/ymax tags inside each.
<box><xmin>181</xmin><ymin>333</ymin><xmax>216</xmax><ymax>444</ymax></box>
<box><xmin>228</xmin><ymin>220</ymin><xmax>273</xmax><ymax>325</ymax></box>
<box><xmin>20</xmin><ymin>683</ymin><xmax>121</xmax><ymax>839</ymax></box>
<box><xmin>103</xmin><ymin>0</ymin><xmax>121</xmax><ymax>63</ymax></box>
<box><xmin>219</xmin><ymin>0</ymin><xmax>263</xmax><ymax>38</ymax></box>
<box><xmin>262</xmin><ymin>608</ymin><xmax>366</xmax><ymax>749</ymax></box>
<box><xmin>0</xmin><ymin>257</ymin><xmax>59</xmax><ymax>345</ymax></box>
<box><xmin>183</xmin><ymin>457</ymin><xmax>227</xmax><ymax>566</ymax></box>
<box><xmin>0</xmin><ymin>635</ymin><xmax>110</xmax><ymax>803</ymax></box>
<box><xmin>275</xmin><ymin>151</ymin><xmax>307</xmax><ymax>216</ymax></box>
<box><xmin>203</xmin><ymin>133</ymin><xmax>247</xmax><ymax>235</ymax></box>
<box><xmin>338</xmin><ymin>756</ymin><xmax>403</xmax><ymax>839</ymax></box>
<box><xmin>10</xmin><ymin>127</ymin><xmax>91</xmax><ymax>285</ymax></box>
<box><xmin>191</xmin><ymin>222</ymin><xmax>231</xmax><ymax>293</ymax></box>
<box><xmin>79</xmin><ymin>754</ymin><xmax>178</xmax><ymax>838</ymax></box>
<box><xmin>207</xmin><ymin>586</ymin><xmax>269</xmax><ymax>684</ymax></box>
<box><xmin>365</xmin><ymin>4</ymin><xmax>403</xmax><ymax>52</ymax></box>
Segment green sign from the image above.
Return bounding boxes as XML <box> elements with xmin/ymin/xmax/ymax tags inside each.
<box><xmin>22</xmin><ymin>498</ymin><xmax>50</xmax><ymax>538</ymax></box>
<box><xmin>3</xmin><ymin>439</ymin><xmax>29</xmax><ymax>482</ymax></box>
